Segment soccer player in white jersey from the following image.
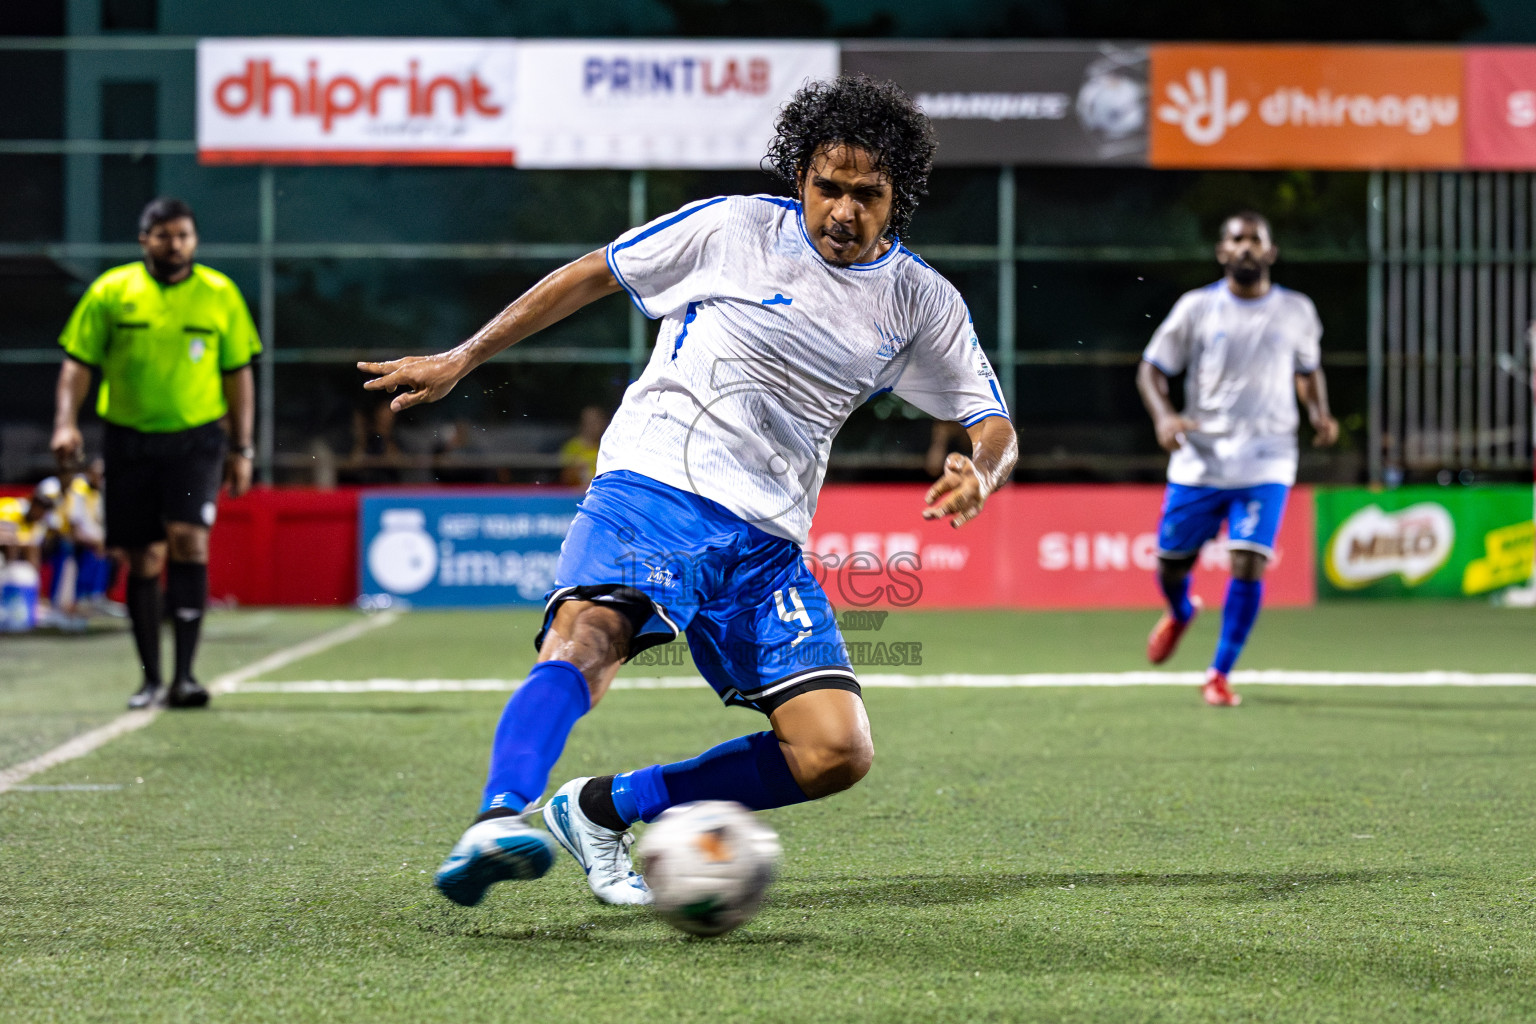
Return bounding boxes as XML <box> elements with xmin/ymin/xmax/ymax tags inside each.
<box><xmin>1137</xmin><ymin>212</ymin><xmax>1338</xmax><ymax>707</ymax></box>
<box><xmin>359</xmin><ymin>76</ymin><xmax>1018</xmax><ymax>907</ymax></box>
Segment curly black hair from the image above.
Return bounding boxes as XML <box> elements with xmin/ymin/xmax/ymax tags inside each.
<box><xmin>764</xmin><ymin>75</ymin><xmax>937</xmax><ymax>240</ymax></box>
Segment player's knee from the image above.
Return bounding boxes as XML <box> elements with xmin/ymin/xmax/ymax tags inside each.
<box><xmin>544</xmin><ymin>602</ymin><xmax>628</xmax><ymax>652</ymax></box>
<box><xmin>1157</xmin><ymin>555</ymin><xmax>1195</xmax><ymax>583</ymax></box>
<box><xmin>1229</xmin><ymin>550</ymin><xmax>1268</xmax><ymax>581</ymax></box>
<box><xmin>164</xmin><ymin>525</ymin><xmax>208</xmax><ymax>563</ymax></box>
<box><xmin>793</xmin><ymin>731</ymin><xmax>874</xmax><ymax>799</ymax></box>
<box><xmin>539</xmin><ymin>602</ymin><xmax>632</xmax><ymax>692</ymax></box>
<box><xmin>128</xmin><ymin>545</ymin><xmax>166</xmax><ymax>577</ymax></box>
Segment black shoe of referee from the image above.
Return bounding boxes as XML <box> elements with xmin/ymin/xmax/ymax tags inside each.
<box><xmin>166</xmin><ymin>677</ymin><xmax>210</xmax><ymax>709</ymax></box>
<box><xmin>127</xmin><ymin>681</ymin><xmax>163</xmax><ymax>710</ymax></box>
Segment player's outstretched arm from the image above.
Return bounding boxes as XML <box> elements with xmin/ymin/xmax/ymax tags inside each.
<box><xmin>358</xmin><ymin>250</ymin><xmax>621</xmax><ymax>412</ymax></box>
<box><xmin>1296</xmin><ymin>368</ymin><xmax>1339</xmax><ymax>447</ymax></box>
<box><xmin>923</xmin><ymin>415</ymin><xmax>1018</xmax><ymax>529</ymax></box>
<box><xmin>1136</xmin><ymin>359</ymin><xmax>1196</xmax><ymax>452</ymax></box>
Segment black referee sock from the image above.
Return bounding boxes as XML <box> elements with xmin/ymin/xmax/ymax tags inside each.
<box><xmin>578</xmin><ymin>775</ymin><xmax>631</xmax><ymax>832</ymax></box>
<box><xmin>166</xmin><ymin>561</ymin><xmax>208</xmax><ymax>684</ymax></box>
<box><xmin>126</xmin><ymin>573</ymin><xmax>163</xmax><ymax>686</ymax></box>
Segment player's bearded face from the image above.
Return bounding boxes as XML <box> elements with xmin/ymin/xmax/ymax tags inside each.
<box><xmin>798</xmin><ymin>144</ymin><xmax>894</xmax><ymax>267</ymax></box>
<box><xmin>1216</xmin><ymin>218</ymin><xmax>1276</xmax><ymax>286</ymax></box>
<box><xmin>140</xmin><ymin>217</ymin><xmax>198</xmax><ymax>279</ymax></box>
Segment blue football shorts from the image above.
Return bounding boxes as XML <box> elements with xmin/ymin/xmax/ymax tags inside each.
<box><xmin>1156</xmin><ymin>482</ymin><xmax>1291</xmax><ymax>560</ymax></box>
<box><xmin>537</xmin><ymin>470</ymin><xmax>857</xmax><ymax>714</ymax></box>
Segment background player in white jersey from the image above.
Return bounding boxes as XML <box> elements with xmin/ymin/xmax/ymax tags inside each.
<box><xmin>1137</xmin><ymin>212</ymin><xmax>1338</xmax><ymax>707</ymax></box>
<box><xmin>359</xmin><ymin>76</ymin><xmax>1018</xmax><ymax>907</ymax></box>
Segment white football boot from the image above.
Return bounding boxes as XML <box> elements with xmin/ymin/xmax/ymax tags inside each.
<box><xmin>434</xmin><ymin>813</ymin><xmax>558</xmax><ymax>907</ymax></box>
<box><xmin>542</xmin><ymin>777</ymin><xmax>652</xmax><ymax>905</ymax></box>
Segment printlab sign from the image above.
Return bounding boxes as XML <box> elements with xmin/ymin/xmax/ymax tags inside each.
<box><xmin>360</xmin><ymin>494</ymin><xmax>578</xmax><ymax>608</ymax></box>
<box><xmin>196</xmin><ymin>38</ymin><xmax>836</xmax><ymax>168</ymax></box>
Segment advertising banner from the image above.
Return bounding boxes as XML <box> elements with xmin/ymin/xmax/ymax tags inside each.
<box><xmin>1149</xmin><ymin>46</ymin><xmax>1464</xmax><ymax>169</ymax></box>
<box><xmin>1316</xmin><ymin>486</ymin><xmax>1534</xmax><ymax>598</ymax></box>
<box><xmin>354</xmin><ymin>484</ymin><xmax>1315</xmax><ymax>611</ymax></box>
<box><xmin>805</xmin><ymin>484</ymin><xmax>1009</xmax><ymax>610</ymax></box>
<box><xmin>199</xmin><ymin>38</ymin><xmax>836</xmax><ymax>168</ymax></box>
<box><xmin>840</xmin><ymin>43</ymin><xmax>1148</xmax><ymax>166</ymax></box>
<box><xmin>359</xmin><ymin>493</ymin><xmax>579</xmax><ymax>608</ymax></box>
<box><xmin>1464</xmin><ymin>48</ymin><xmax>1536</xmax><ymax>169</ymax></box>
<box><xmin>806</xmin><ymin>485</ymin><xmax>1314</xmax><ymax>609</ymax></box>
<box><xmin>198</xmin><ymin>39</ymin><xmax>520</xmax><ymax>165</ymax></box>
<box><xmin>510</xmin><ymin>40</ymin><xmax>838</xmax><ymax>168</ymax></box>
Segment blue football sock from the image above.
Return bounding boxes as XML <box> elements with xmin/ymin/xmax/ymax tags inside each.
<box><xmin>1212</xmin><ymin>578</ymin><xmax>1263</xmax><ymax>674</ymax></box>
<box><xmin>611</xmin><ymin>731</ymin><xmax>809</xmax><ymax>825</ymax></box>
<box><xmin>480</xmin><ymin>660</ymin><xmax>590</xmax><ymax>813</ymax></box>
<box><xmin>1158</xmin><ymin>571</ymin><xmax>1195</xmax><ymax>623</ymax></box>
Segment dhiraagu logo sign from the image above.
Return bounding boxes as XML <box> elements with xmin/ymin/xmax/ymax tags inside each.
<box><xmin>1316</xmin><ymin>486</ymin><xmax>1534</xmax><ymax>598</ymax></box>
<box><xmin>360</xmin><ymin>493</ymin><xmax>579</xmax><ymax>607</ymax></box>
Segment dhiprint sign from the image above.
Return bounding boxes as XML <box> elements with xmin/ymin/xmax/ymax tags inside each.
<box><xmin>198</xmin><ymin>39</ymin><xmax>520</xmax><ymax>164</ymax></box>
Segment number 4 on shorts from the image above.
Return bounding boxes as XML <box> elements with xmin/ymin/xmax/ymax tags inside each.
<box><xmin>773</xmin><ymin>586</ymin><xmax>813</xmax><ymax>629</ymax></box>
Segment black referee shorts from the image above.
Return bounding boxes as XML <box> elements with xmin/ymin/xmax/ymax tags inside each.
<box><xmin>103</xmin><ymin>421</ymin><xmax>227</xmax><ymax>548</ymax></box>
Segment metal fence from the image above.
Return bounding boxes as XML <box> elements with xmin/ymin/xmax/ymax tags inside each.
<box><xmin>13</xmin><ymin>37</ymin><xmax>1532</xmax><ymax>487</ymax></box>
<box><xmin>1369</xmin><ymin>171</ymin><xmax>1536</xmax><ymax>483</ymax></box>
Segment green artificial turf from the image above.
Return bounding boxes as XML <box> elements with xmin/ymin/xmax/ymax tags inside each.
<box><xmin>0</xmin><ymin>610</ymin><xmax>359</xmax><ymax>768</ymax></box>
<box><xmin>254</xmin><ymin>602</ymin><xmax>1536</xmax><ymax>682</ymax></box>
<box><xmin>3</xmin><ymin>605</ymin><xmax>1535</xmax><ymax>1022</ymax></box>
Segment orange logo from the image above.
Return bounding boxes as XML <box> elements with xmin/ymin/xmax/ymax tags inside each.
<box><xmin>1150</xmin><ymin>46</ymin><xmax>1464</xmax><ymax>168</ymax></box>
<box><xmin>694</xmin><ymin>827</ymin><xmax>735</xmax><ymax>863</ymax></box>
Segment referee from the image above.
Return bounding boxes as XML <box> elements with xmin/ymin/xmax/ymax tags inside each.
<box><xmin>50</xmin><ymin>197</ymin><xmax>261</xmax><ymax>710</ymax></box>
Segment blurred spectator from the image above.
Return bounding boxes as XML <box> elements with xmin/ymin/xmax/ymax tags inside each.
<box><xmin>925</xmin><ymin>420</ymin><xmax>971</xmax><ymax>479</ymax></box>
<box><xmin>349</xmin><ymin>398</ymin><xmax>403</xmax><ymax>484</ymax></box>
<box><xmin>45</xmin><ymin>459</ymin><xmax>117</xmax><ymax>617</ymax></box>
<box><xmin>0</xmin><ymin>480</ymin><xmax>59</xmax><ymax>632</ymax></box>
<box><xmin>0</xmin><ymin>478</ymin><xmax>59</xmax><ymax>566</ymax></box>
<box><xmin>559</xmin><ymin>405</ymin><xmax>609</xmax><ymax>488</ymax></box>
<box><xmin>432</xmin><ymin>419</ymin><xmax>483</xmax><ymax>484</ymax></box>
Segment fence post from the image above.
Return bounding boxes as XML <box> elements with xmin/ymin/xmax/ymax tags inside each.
<box><xmin>997</xmin><ymin>166</ymin><xmax>1017</xmax><ymax>415</ymax></box>
<box><xmin>628</xmin><ymin>169</ymin><xmax>648</xmax><ymax>380</ymax></box>
<box><xmin>258</xmin><ymin>164</ymin><xmax>276</xmax><ymax>486</ymax></box>
<box><xmin>1367</xmin><ymin>170</ymin><xmax>1385</xmax><ymax>486</ymax></box>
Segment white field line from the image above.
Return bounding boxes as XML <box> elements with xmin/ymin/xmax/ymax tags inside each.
<box><xmin>0</xmin><ymin>713</ymin><xmax>160</xmax><ymax>795</ymax></box>
<box><xmin>0</xmin><ymin>611</ymin><xmax>399</xmax><ymax>795</ymax></box>
<box><xmin>205</xmin><ymin>610</ymin><xmax>400</xmax><ymax>695</ymax></box>
<box><xmin>223</xmin><ymin>668</ymin><xmax>1536</xmax><ymax>695</ymax></box>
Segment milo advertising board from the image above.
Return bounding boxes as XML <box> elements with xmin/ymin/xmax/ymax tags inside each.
<box><xmin>1316</xmin><ymin>486</ymin><xmax>1534</xmax><ymax>598</ymax></box>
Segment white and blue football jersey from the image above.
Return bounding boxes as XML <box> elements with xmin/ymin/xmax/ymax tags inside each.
<box><xmin>1142</xmin><ymin>281</ymin><xmax>1323</xmax><ymax>489</ymax></box>
<box><xmin>600</xmin><ymin>194</ymin><xmax>1008</xmax><ymax>544</ymax></box>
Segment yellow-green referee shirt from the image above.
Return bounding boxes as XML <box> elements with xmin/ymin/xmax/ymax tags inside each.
<box><xmin>59</xmin><ymin>262</ymin><xmax>262</xmax><ymax>433</ymax></box>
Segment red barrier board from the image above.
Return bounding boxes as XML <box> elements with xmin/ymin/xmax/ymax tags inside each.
<box><xmin>1002</xmin><ymin>484</ymin><xmax>1314</xmax><ymax>608</ymax></box>
<box><xmin>806</xmin><ymin>484</ymin><xmax>1314</xmax><ymax>609</ymax></box>
<box><xmin>1464</xmin><ymin>49</ymin><xmax>1536</xmax><ymax>168</ymax></box>
<box><xmin>805</xmin><ymin>485</ymin><xmax>1007</xmax><ymax>609</ymax></box>
<box><xmin>209</xmin><ymin>487</ymin><xmax>361</xmax><ymax>606</ymax></box>
<box><xmin>7</xmin><ymin>483</ymin><xmax>1315</xmax><ymax>609</ymax></box>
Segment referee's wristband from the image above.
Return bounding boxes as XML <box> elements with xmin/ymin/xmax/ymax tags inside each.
<box><xmin>234</xmin><ymin>445</ymin><xmax>256</xmax><ymax>460</ymax></box>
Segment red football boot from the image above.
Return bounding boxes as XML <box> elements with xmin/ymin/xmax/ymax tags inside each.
<box><xmin>1146</xmin><ymin>596</ymin><xmax>1201</xmax><ymax>665</ymax></box>
<box><xmin>1202</xmin><ymin>668</ymin><xmax>1241</xmax><ymax>707</ymax></box>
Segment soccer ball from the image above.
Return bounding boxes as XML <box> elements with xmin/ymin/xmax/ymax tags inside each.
<box><xmin>636</xmin><ymin>800</ymin><xmax>781</xmax><ymax>938</ymax></box>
